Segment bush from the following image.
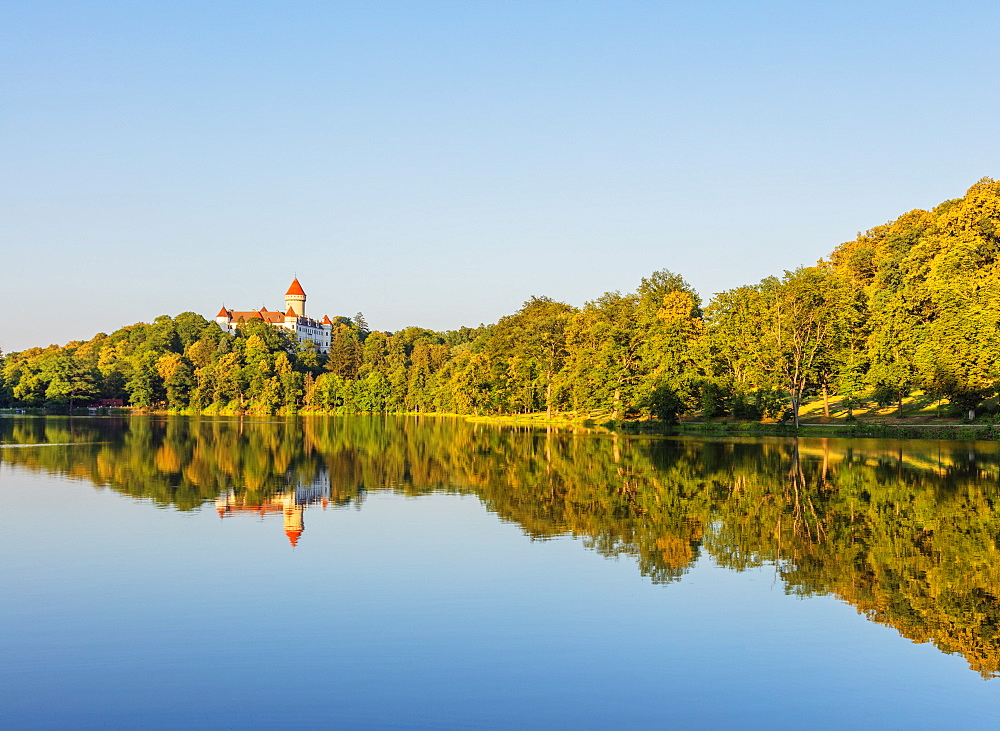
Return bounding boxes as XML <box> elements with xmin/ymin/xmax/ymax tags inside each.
<box><xmin>648</xmin><ymin>385</ymin><xmax>684</xmax><ymax>424</ymax></box>
<box><xmin>698</xmin><ymin>382</ymin><xmax>727</xmax><ymax>419</ymax></box>
<box><xmin>731</xmin><ymin>391</ymin><xmax>762</xmax><ymax>420</ymax></box>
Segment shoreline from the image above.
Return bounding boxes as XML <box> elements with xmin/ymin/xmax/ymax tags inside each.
<box><xmin>3</xmin><ymin>407</ymin><xmax>998</xmax><ymax>440</ymax></box>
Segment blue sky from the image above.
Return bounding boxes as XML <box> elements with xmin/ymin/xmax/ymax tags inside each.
<box><xmin>2</xmin><ymin>1</ymin><xmax>997</xmax><ymax>352</ymax></box>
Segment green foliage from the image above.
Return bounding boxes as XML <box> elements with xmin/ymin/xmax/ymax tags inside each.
<box><xmin>647</xmin><ymin>384</ymin><xmax>684</xmax><ymax>424</ymax></box>
<box><xmin>832</xmin><ymin>178</ymin><xmax>1000</xmax><ymax>418</ymax></box>
<box><xmin>3</xmin><ymin>180</ymin><xmax>998</xmax><ymax>419</ymax></box>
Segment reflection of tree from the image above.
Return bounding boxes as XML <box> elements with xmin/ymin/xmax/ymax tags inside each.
<box><xmin>2</xmin><ymin>416</ymin><xmax>999</xmax><ymax>677</ymax></box>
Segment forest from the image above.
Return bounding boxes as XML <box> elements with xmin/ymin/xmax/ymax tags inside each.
<box><xmin>2</xmin><ymin>178</ymin><xmax>998</xmax><ymax>422</ymax></box>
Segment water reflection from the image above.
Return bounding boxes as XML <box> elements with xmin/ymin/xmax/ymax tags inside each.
<box><xmin>1</xmin><ymin>415</ymin><xmax>998</xmax><ymax>677</ymax></box>
<box><xmin>214</xmin><ymin>468</ymin><xmax>359</xmax><ymax>546</ymax></box>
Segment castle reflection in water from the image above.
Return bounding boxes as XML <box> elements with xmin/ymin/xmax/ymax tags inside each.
<box><xmin>214</xmin><ymin>470</ymin><xmax>361</xmax><ymax>546</ymax></box>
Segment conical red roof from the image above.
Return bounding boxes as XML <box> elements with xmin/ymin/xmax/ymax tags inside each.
<box><xmin>216</xmin><ymin>306</ymin><xmax>230</xmax><ymax>318</ymax></box>
<box><xmin>322</xmin><ymin>315</ymin><xmax>332</xmax><ymax>325</ymax></box>
<box><xmin>285</xmin><ymin>306</ymin><xmax>296</xmax><ymax>317</ymax></box>
<box><xmin>285</xmin><ymin>278</ymin><xmax>306</xmax><ymax>296</ymax></box>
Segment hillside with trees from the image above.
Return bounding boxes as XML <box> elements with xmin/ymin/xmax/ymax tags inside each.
<box><xmin>1</xmin><ymin>178</ymin><xmax>998</xmax><ymax>421</ymax></box>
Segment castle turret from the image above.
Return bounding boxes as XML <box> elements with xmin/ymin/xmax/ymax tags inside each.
<box><xmin>284</xmin><ymin>278</ymin><xmax>306</xmax><ymax>317</ymax></box>
<box><xmin>216</xmin><ymin>306</ymin><xmax>232</xmax><ymax>332</ymax></box>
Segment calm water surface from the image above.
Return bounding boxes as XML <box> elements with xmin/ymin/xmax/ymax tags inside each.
<box><xmin>1</xmin><ymin>415</ymin><xmax>999</xmax><ymax>728</ymax></box>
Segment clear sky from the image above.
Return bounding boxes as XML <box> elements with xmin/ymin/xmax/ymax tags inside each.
<box><xmin>2</xmin><ymin>1</ymin><xmax>997</xmax><ymax>353</ymax></box>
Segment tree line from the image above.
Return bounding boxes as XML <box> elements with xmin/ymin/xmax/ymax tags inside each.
<box><xmin>2</xmin><ymin>178</ymin><xmax>998</xmax><ymax>421</ymax></box>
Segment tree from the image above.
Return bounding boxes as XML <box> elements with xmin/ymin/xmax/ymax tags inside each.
<box><xmin>326</xmin><ymin>326</ymin><xmax>362</xmax><ymax>378</ymax></box>
<box><xmin>634</xmin><ymin>270</ymin><xmax>703</xmax><ymax>417</ymax></box>
<box><xmin>353</xmin><ymin>312</ymin><xmax>370</xmax><ymax>339</ymax></box>
<box><xmin>562</xmin><ymin>291</ymin><xmax>641</xmax><ymax>417</ymax></box>
<box><xmin>488</xmin><ymin>296</ymin><xmax>576</xmax><ymax>418</ymax></box>
<box><xmin>156</xmin><ymin>352</ymin><xmax>195</xmax><ymax>410</ymax></box>
<box><xmin>41</xmin><ymin>355</ymin><xmax>99</xmax><ymax>408</ymax></box>
<box><xmin>702</xmin><ymin>285</ymin><xmax>773</xmax><ymax>417</ymax></box>
<box><xmin>774</xmin><ymin>268</ymin><xmax>850</xmax><ymax>426</ymax></box>
<box><xmin>125</xmin><ymin>350</ymin><xmax>163</xmax><ymax>408</ymax></box>
<box><xmin>721</xmin><ymin>267</ymin><xmax>848</xmax><ymax>427</ymax></box>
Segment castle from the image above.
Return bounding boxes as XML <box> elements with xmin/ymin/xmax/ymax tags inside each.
<box><xmin>215</xmin><ymin>278</ymin><xmax>334</xmax><ymax>353</ymax></box>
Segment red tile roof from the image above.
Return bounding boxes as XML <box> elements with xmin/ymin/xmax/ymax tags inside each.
<box><xmin>216</xmin><ymin>306</ymin><xmax>231</xmax><ymax>318</ymax></box>
<box><xmin>285</xmin><ymin>278</ymin><xmax>306</xmax><ymax>296</ymax></box>
<box><xmin>230</xmin><ymin>309</ymin><xmax>287</xmax><ymax>324</ymax></box>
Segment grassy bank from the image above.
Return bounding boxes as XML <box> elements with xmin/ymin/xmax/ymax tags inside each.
<box><xmin>463</xmin><ymin>411</ymin><xmax>1000</xmax><ymax>440</ymax></box>
<box><xmin>631</xmin><ymin>420</ymin><xmax>1000</xmax><ymax>440</ymax></box>
<box><xmin>6</xmin><ymin>406</ymin><xmax>1000</xmax><ymax>441</ymax></box>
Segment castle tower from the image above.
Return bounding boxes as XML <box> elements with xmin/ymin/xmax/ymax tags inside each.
<box><xmin>284</xmin><ymin>278</ymin><xmax>306</xmax><ymax>317</ymax></box>
<box><xmin>216</xmin><ymin>306</ymin><xmax>233</xmax><ymax>332</ymax></box>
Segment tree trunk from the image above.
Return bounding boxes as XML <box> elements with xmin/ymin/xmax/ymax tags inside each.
<box><xmin>897</xmin><ymin>394</ymin><xmax>904</xmax><ymax>418</ymax></box>
<box><xmin>822</xmin><ymin>384</ymin><xmax>830</xmax><ymax>418</ymax></box>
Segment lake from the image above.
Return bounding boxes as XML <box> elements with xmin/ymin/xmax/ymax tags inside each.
<box><xmin>1</xmin><ymin>415</ymin><xmax>999</xmax><ymax>728</ymax></box>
